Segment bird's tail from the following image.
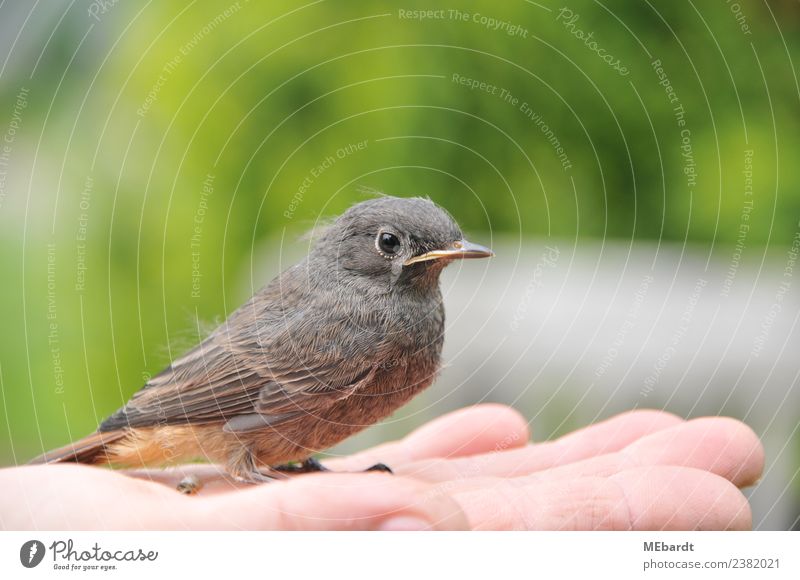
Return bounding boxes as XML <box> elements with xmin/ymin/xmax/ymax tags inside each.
<box><xmin>28</xmin><ymin>431</ymin><xmax>126</xmax><ymax>465</ymax></box>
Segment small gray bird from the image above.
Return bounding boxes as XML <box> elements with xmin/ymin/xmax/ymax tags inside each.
<box><xmin>31</xmin><ymin>196</ymin><xmax>493</xmax><ymax>484</ymax></box>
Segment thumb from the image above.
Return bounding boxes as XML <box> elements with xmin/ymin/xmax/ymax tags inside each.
<box><xmin>191</xmin><ymin>473</ymin><xmax>468</xmax><ymax>530</ymax></box>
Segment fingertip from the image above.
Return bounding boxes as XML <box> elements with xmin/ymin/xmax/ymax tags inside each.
<box><xmin>625</xmin><ymin>417</ymin><xmax>765</xmax><ymax>488</ymax></box>
<box><xmin>467</xmin><ymin>403</ymin><xmax>531</xmax><ymax>448</ymax></box>
<box><xmin>403</xmin><ymin>404</ymin><xmax>530</xmax><ymax>460</ymax></box>
<box><xmin>685</xmin><ymin>417</ymin><xmax>765</xmax><ymax>488</ymax></box>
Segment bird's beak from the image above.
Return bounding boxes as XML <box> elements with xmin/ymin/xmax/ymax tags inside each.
<box><xmin>404</xmin><ymin>239</ymin><xmax>494</xmax><ymax>266</ymax></box>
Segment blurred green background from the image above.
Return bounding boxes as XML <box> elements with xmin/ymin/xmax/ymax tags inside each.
<box><xmin>0</xmin><ymin>1</ymin><xmax>798</xmax><ymax>527</ymax></box>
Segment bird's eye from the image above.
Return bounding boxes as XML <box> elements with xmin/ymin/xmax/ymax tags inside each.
<box><xmin>377</xmin><ymin>232</ymin><xmax>401</xmax><ymax>256</ymax></box>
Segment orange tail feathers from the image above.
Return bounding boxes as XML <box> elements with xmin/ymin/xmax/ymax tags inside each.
<box><xmin>28</xmin><ymin>431</ymin><xmax>127</xmax><ymax>465</ymax></box>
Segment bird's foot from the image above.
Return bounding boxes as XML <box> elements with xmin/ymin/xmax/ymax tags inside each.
<box><xmin>175</xmin><ymin>469</ymin><xmax>283</xmax><ymax>491</ymax></box>
<box><xmin>232</xmin><ymin>468</ymin><xmax>287</xmax><ymax>484</ymax></box>
<box><xmin>364</xmin><ymin>462</ymin><xmax>393</xmax><ymax>474</ymax></box>
<box><xmin>176</xmin><ymin>474</ymin><xmax>202</xmax><ymax>495</ymax></box>
<box><xmin>273</xmin><ymin>458</ymin><xmax>393</xmax><ymax>475</ymax></box>
<box><xmin>274</xmin><ymin>457</ymin><xmax>329</xmax><ymax>473</ymax></box>
<box><xmin>228</xmin><ymin>449</ymin><xmax>288</xmax><ymax>484</ymax></box>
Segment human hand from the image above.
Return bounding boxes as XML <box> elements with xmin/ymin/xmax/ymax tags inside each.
<box><xmin>0</xmin><ymin>405</ymin><xmax>763</xmax><ymax>530</ymax></box>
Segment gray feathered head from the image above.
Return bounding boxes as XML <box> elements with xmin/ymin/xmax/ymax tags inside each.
<box><xmin>312</xmin><ymin>196</ymin><xmax>492</xmax><ymax>285</ymax></box>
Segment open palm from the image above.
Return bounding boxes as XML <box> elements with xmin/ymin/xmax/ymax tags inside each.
<box><xmin>1</xmin><ymin>405</ymin><xmax>763</xmax><ymax>530</ymax></box>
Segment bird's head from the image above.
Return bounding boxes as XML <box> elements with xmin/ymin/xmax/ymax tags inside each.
<box><xmin>313</xmin><ymin>195</ymin><xmax>493</xmax><ymax>290</ymax></box>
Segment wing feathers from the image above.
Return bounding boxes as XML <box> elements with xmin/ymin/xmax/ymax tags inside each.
<box><xmin>98</xmin><ymin>278</ymin><xmax>385</xmax><ymax>432</ymax></box>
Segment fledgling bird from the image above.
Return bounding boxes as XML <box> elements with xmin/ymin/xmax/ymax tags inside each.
<box><xmin>31</xmin><ymin>195</ymin><xmax>493</xmax><ymax>484</ymax></box>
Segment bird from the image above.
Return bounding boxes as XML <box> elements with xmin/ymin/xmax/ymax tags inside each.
<box><xmin>30</xmin><ymin>195</ymin><xmax>493</xmax><ymax>486</ymax></box>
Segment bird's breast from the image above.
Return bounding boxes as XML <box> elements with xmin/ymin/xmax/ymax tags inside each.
<box><xmin>360</xmin><ymin>291</ymin><xmax>445</xmax><ymax>401</ymax></box>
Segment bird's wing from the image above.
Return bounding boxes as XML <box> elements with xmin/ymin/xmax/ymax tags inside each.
<box><xmin>99</xmin><ymin>297</ymin><xmax>383</xmax><ymax>432</ymax></box>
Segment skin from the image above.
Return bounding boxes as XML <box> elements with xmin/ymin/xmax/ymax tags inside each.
<box><xmin>1</xmin><ymin>405</ymin><xmax>764</xmax><ymax>530</ymax></box>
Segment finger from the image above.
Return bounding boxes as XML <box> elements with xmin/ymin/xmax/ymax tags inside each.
<box><xmin>622</xmin><ymin>417</ymin><xmax>764</xmax><ymax>488</ymax></box>
<box><xmin>611</xmin><ymin>467</ymin><xmax>752</xmax><ymax>530</ymax></box>
<box><xmin>189</xmin><ymin>472</ymin><xmax>468</xmax><ymax>530</ymax></box>
<box><xmin>449</xmin><ymin>466</ymin><xmax>751</xmax><ymax>530</ymax></box>
<box><xmin>402</xmin><ymin>403</ymin><xmax>529</xmax><ymax>458</ymax></box>
<box><xmin>547</xmin><ymin>409</ymin><xmax>684</xmax><ymax>460</ymax></box>
<box><xmin>438</xmin><ymin>416</ymin><xmax>764</xmax><ymax>488</ymax></box>
<box><xmin>398</xmin><ymin>409</ymin><xmax>682</xmax><ymax>480</ymax></box>
<box><xmin>330</xmin><ymin>404</ymin><xmax>529</xmax><ymax>471</ymax></box>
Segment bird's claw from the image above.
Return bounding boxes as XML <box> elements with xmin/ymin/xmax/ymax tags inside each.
<box><xmin>274</xmin><ymin>457</ymin><xmax>329</xmax><ymax>473</ymax></box>
<box><xmin>273</xmin><ymin>458</ymin><xmax>393</xmax><ymax>475</ymax></box>
<box><xmin>365</xmin><ymin>462</ymin><xmax>393</xmax><ymax>474</ymax></box>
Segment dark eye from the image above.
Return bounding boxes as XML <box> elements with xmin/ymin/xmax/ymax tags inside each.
<box><xmin>377</xmin><ymin>232</ymin><xmax>401</xmax><ymax>256</ymax></box>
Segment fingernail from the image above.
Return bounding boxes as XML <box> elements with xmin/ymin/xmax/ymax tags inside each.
<box><xmin>377</xmin><ymin>516</ymin><xmax>432</xmax><ymax>531</ymax></box>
